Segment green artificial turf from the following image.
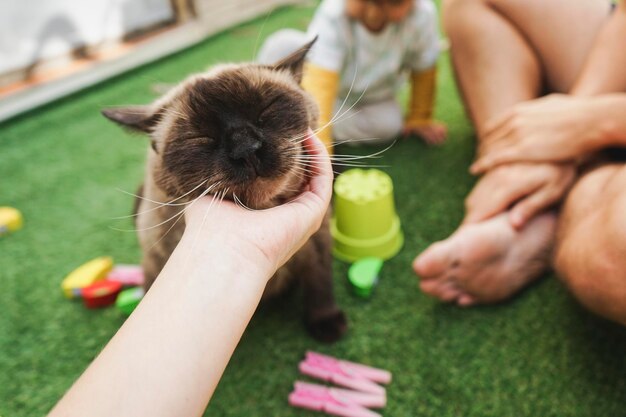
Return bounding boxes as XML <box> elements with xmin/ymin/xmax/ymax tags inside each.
<box><xmin>1</xmin><ymin>4</ymin><xmax>626</xmax><ymax>417</ymax></box>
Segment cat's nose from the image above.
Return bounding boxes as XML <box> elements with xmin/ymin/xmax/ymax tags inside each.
<box><xmin>229</xmin><ymin>139</ymin><xmax>262</xmax><ymax>162</ymax></box>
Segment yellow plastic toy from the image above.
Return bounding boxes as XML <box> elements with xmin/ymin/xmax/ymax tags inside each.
<box><xmin>61</xmin><ymin>257</ymin><xmax>114</xmax><ymax>299</ymax></box>
<box><xmin>0</xmin><ymin>207</ymin><xmax>23</xmax><ymax>236</ymax></box>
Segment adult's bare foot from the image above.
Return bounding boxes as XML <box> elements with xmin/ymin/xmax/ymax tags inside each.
<box><xmin>413</xmin><ymin>212</ymin><xmax>556</xmax><ymax>306</ymax></box>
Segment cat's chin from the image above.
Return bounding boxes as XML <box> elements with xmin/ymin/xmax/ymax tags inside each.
<box><xmin>222</xmin><ymin>174</ymin><xmax>306</xmax><ymax>210</ymax></box>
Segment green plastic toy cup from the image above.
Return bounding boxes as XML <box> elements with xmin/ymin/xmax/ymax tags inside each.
<box><xmin>331</xmin><ymin>169</ymin><xmax>404</xmax><ymax>262</ymax></box>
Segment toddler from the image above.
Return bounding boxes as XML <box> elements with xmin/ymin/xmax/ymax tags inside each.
<box><xmin>258</xmin><ymin>0</ymin><xmax>447</xmax><ymax>148</ymax></box>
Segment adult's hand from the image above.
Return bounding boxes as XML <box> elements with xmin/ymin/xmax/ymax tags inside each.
<box><xmin>470</xmin><ymin>94</ymin><xmax>608</xmax><ymax>173</ymax></box>
<box><xmin>183</xmin><ymin>128</ymin><xmax>333</xmax><ymax>276</ymax></box>
<box><xmin>464</xmin><ymin>162</ymin><xmax>576</xmax><ymax>229</ymax></box>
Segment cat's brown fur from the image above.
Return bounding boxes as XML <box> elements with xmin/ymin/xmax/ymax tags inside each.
<box><xmin>103</xmin><ymin>41</ymin><xmax>347</xmax><ymax>342</ymax></box>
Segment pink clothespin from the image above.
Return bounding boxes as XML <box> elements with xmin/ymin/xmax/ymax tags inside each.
<box><xmin>289</xmin><ymin>381</ymin><xmax>383</xmax><ymax>417</ymax></box>
<box><xmin>106</xmin><ymin>264</ymin><xmax>144</xmax><ymax>286</ymax></box>
<box><xmin>299</xmin><ymin>351</ymin><xmax>392</xmax><ymax>395</ymax></box>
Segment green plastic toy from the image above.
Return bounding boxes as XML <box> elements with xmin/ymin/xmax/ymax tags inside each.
<box><xmin>331</xmin><ymin>169</ymin><xmax>404</xmax><ymax>262</ymax></box>
<box><xmin>116</xmin><ymin>287</ymin><xmax>145</xmax><ymax>315</ymax></box>
<box><xmin>348</xmin><ymin>257</ymin><xmax>384</xmax><ymax>298</ymax></box>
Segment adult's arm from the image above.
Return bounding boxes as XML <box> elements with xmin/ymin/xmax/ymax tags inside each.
<box><xmin>471</xmin><ymin>94</ymin><xmax>626</xmax><ymax>172</ymax></box>
<box><xmin>48</xmin><ymin>131</ymin><xmax>333</xmax><ymax>417</ymax></box>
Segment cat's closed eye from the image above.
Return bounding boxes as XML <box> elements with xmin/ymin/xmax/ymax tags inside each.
<box><xmin>184</xmin><ymin>136</ymin><xmax>215</xmax><ymax>145</ymax></box>
<box><xmin>257</xmin><ymin>94</ymin><xmax>290</xmax><ymax>123</ymax></box>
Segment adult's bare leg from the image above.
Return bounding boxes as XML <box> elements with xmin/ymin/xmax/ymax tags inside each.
<box><xmin>443</xmin><ymin>0</ymin><xmax>609</xmax><ymax>135</ymax></box>
<box><xmin>414</xmin><ymin>0</ymin><xmax>610</xmax><ymax>305</ymax></box>
<box><xmin>554</xmin><ymin>163</ymin><xmax>626</xmax><ymax>326</ymax></box>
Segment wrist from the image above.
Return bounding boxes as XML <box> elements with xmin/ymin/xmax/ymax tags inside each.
<box><xmin>174</xmin><ymin>231</ymin><xmax>274</xmax><ymax>291</ymax></box>
<box><xmin>405</xmin><ymin>117</ymin><xmax>432</xmax><ymax>126</ymax></box>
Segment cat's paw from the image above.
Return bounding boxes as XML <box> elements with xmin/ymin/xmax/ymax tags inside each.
<box><xmin>305</xmin><ymin>309</ymin><xmax>348</xmax><ymax>343</ymax></box>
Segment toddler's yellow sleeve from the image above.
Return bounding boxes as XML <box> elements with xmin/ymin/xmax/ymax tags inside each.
<box><xmin>406</xmin><ymin>67</ymin><xmax>437</xmax><ymax>126</ymax></box>
<box><xmin>301</xmin><ymin>63</ymin><xmax>339</xmax><ymax>151</ymax></box>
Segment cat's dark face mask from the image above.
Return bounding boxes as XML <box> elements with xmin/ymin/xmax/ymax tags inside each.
<box><xmin>102</xmin><ymin>38</ymin><xmax>319</xmax><ymax>209</ymax></box>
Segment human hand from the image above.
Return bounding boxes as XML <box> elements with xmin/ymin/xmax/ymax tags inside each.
<box><xmin>183</xmin><ymin>129</ymin><xmax>333</xmax><ymax>277</ymax></box>
<box><xmin>471</xmin><ymin>94</ymin><xmax>607</xmax><ymax>173</ymax></box>
<box><xmin>403</xmin><ymin>120</ymin><xmax>447</xmax><ymax>145</ymax></box>
<box><xmin>464</xmin><ymin>162</ymin><xmax>576</xmax><ymax>229</ymax></box>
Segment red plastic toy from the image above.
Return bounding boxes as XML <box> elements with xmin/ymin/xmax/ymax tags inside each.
<box><xmin>82</xmin><ymin>280</ymin><xmax>123</xmax><ymax>308</ymax></box>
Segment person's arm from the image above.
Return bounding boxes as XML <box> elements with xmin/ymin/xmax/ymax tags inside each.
<box><xmin>572</xmin><ymin>3</ymin><xmax>626</xmax><ymax>96</ymax></box>
<box><xmin>470</xmin><ymin>94</ymin><xmax>626</xmax><ymax>172</ymax></box>
<box><xmin>403</xmin><ymin>67</ymin><xmax>447</xmax><ymax>145</ymax></box>
<box><xmin>48</xmin><ymin>131</ymin><xmax>333</xmax><ymax>417</ymax></box>
<box><xmin>302</xmin><ymin>63</ymin><xmax>340</xmax><ymax>151</ymax></box>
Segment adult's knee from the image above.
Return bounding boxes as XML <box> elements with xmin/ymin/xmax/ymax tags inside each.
<box><xmin>441</xmin><ymin>0</ymin><xmax>493</xmax><ymax>40</ymax></box>
<box><xmin>554</xmin><ymin>193</ymin><xmax>626</xmax><ymax>326</ymax></box>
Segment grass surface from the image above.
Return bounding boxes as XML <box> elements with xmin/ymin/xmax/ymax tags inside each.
<box><xmin>1</xmin><ymin>4</ymin><xmax>626</xmax><ymax>417</ymax></box>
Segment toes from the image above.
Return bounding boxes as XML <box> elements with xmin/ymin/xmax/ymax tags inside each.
<box><xmin>457</xmin><ymin>294</ymin><xmax>477</xmax><ymax>307</ymax></box>
<box><xmin>419</xmin><ymin>279</ymin><xmax>441</xmax><ymax>294</ymax></box>
<box><xmin>420</xmin><ymin>279</ymin><xmax>461</xmax><ymax>303</ymax></box>
<box><xmin>438</xmin><ymin>281</ymin><xmax>462</xmax><ymax>302</ymax></box>
<box><xmin>413</xmin><ymin>242</ymin><xmax>456</xmax><ymax>279</ymax></box>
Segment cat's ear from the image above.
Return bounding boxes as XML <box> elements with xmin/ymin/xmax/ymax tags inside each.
<box><xmin>101</xmin><ymin>105</ymin><xmax>160</xmax><ymax>133</ymax></box>
<box><xmin>273</xmin><ymin>36</ymin><xmax>318</xmax><ymax>84</ymax></box>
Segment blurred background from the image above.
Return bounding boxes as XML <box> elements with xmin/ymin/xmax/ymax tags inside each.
<box><xmin>0</xmin><ymin>0</ymin><xmax>299</xmax><ymax>122</ymax></box>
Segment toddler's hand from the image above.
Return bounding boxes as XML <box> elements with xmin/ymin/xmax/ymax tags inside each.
<box><xmin>403</xmin><ymin>120</ymin><xmax>447</xmax><ymax>145</ymax></box>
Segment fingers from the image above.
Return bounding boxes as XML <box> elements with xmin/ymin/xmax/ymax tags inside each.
<box><xmin>302</xmin><ymin>128</ymin><xmax>333</xmax><ymax>204</ymax></box>
<box><xmin>482</xmin><ymin>108</ymin><xmax>514</xmax><ymax>138</ymax></box>
<box><xmin>470</xmin><ymin>148</ymin><xmax>521</xmax><ymax>174</ymax></box>
<box><xmin>508</xmin><ymin>166</ymin><xmax>574</xmax><ymax>228</ymax></box>
<box><xmin>276</xmin><ymin>129</ymin><xmax>333</xmax><ymax>227</ymax></box>
<box><xmin>427</xmin><ymin>124</ymin><xmax>447</xmax><ymax>145</ymax></box>
<box><xmin>509</xmin><ymin>186</ymin><xmax>559</xmax><ymax>229</ymax></box>
<box><xmin>463</xmin><ymin>168</ymin><xmax>542</xmax><ymax>224</ymax></box>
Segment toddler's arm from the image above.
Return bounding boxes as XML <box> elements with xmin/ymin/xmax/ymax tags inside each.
<box><xmin>404</xmin><ymin>67</ymin><xmax>447</xmax><ymax>145</ymax></box>
<box><xmin>302</xmin><ymin>63</ymin><xmax>339</xmax><ymax>151</ymax></box>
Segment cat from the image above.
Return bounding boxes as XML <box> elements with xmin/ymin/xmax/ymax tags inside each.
<box><xmin>102</xmin><ymin>39</ymin><xmax>347</xmax><ymax>343</ymax></box>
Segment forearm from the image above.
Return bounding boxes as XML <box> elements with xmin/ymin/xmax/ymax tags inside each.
<box><xmin>406</xmin><ymin>67</ymin><xmax>436</xmax><ymax>124</ymax></box>
<box><xmin>302</xmin><ymin>63</ymin><xmax>339</xmax><ymax>150</ymax></box>
<box><xmin>572</xmin><ymin>4</ymin><xmax>626</xmax><ymax>96</ymax></box>
<box><xmin>49</xmin><ymin>235</ymin><xmax>270</xmax><ymax>417</ymax></box>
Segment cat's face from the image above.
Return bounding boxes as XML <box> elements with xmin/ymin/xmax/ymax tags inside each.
<box><xmin>103</xmin><ymin>40</ymin><xmax>318</xmax><ymax>209</ymax></box>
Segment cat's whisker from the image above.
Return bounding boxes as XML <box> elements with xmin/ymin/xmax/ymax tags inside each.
<box><xmin>144</xmin><ymin>180</ymin><xmax>225</xmax><ymax>249</ymax></box>
<box><xmin>111</xmin><ymin>179</ymin><xmax>210</xmax><ymax>220</ymax></box>
<box><xmin>288</xmin><ymin>70</ymin><xmax>365</xmax><ymax>146</ymax></box>
<box><xmin>182</xmin><ymin>188</ymin><xmax>228</xmax><ymax>271</ymax></box>
<box><xmin>115</xmin><ymin>188</ymin><xmax>197</xmax><ymax>209</ymax></box>
<box><xmin>325</xmin><ymin>58</ymin><xmax>360</xmax><ymax>128</ymax></box>
<box><xmin>251</xmin><ymin>8</ymin><xmax>274</xmax><ymax>60</ymax></box>
<box><xmin>233</xmin><ymin>193</ymin><xmax>255</xmax><ymax>212</ymax></box>
<box><xmin>290</xmin><ymin>101</ymin><xmax>367</xmax><ymax>147</ymax></box>
<box><xmin>111</xmin><ymin>181</ymin><xmax>221</xmax><ymax>233</ymax></box>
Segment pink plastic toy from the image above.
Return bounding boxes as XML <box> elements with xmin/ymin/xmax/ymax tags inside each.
<box><xmin>299</xmin><ymin>351</ymin><xmax>391</xmax><ymax>395</ymax></box>
<box><xmin>106</xmin><ymin>264</ymin><xmax>144</xmax><ymax>286</ymax></box>
<box><xmin>289</xmin><ymin>381</ymin><xmax>383</xmax><ymax>417</ymax></box>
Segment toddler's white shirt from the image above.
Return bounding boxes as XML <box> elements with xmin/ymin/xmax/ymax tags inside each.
<box><xmin>307</xmin><ymin>0</ymin><xmax>440</xmax><ymax>105</ymax></box>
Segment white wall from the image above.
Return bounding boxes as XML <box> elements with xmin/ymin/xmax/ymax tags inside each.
<box><xmin>0</xmin><ymin>0</ymin><xmax>173</xmax><ymax>74</ymax></box>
